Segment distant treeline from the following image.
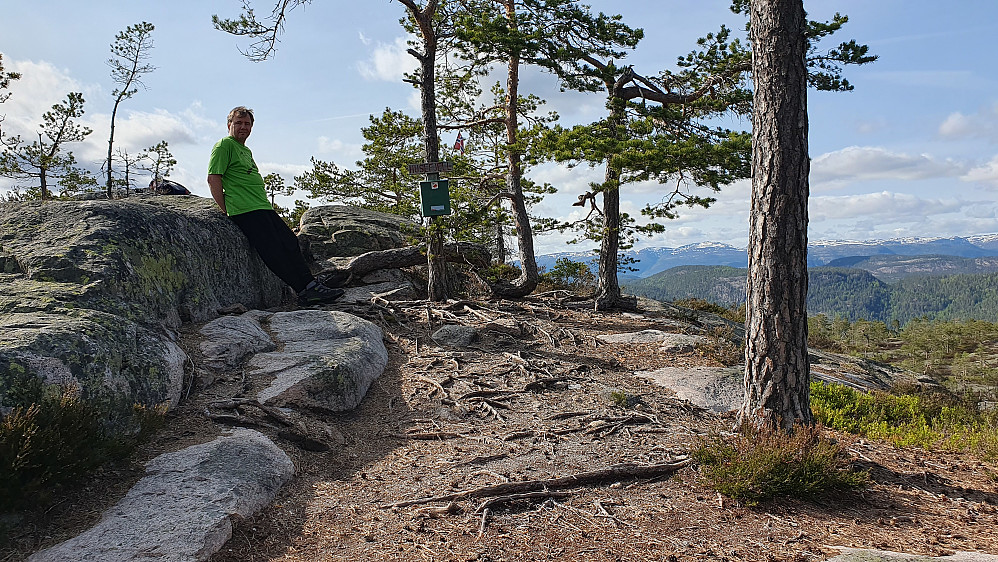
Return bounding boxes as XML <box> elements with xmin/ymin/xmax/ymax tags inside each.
<box><xmin>623</xmin><ymin>266</ymin><xmax>998</xmax><ymax>326</ymax></box>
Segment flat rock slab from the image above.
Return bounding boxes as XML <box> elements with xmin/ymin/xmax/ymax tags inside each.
<box><xmin>339</xmin><ymin>280</ymin><xmax>416</xmax><ymax>305</ymax></box>
<box><xmin>252</xmin><ymin>310</ymin><xmax>388</xmax><ymax>411</ymax></box>
<box><xmin>635</xmin><ymin>366</ymin><xmax>744</xmax><ymax>413</ymax></box>
<box><xmin>597</xmin><ymin>329</ymin><xmax>708</xmax><ymax>352</ymax></box>
<box><xmin>199</xmin><ymin>312</ymin><xmax>275</xmax><ymax>371</ymax></box>
<box><xmin>827</xmin><ymin>548</ymin><xmax>998</xmax><ymax>562</ymax></box>
<box><xmin>28</xmin><ymin>428</ymin><xmax>294</xmax><ymax>562</ymax></box>
<box><xmin>597</xmin><ymin>329</ymin><xmax>678</xmax><ymax>344</ymax></box>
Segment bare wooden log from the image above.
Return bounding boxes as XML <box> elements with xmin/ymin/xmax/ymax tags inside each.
<box><xmin>387</xmin><ymin>458</ymin><xmax>692</xmax><ymax>508</ymax></box>
<box><xmin>322</xmin><ymin>242</ymin><xmax>492</xmax><ymax>279</ymax></box>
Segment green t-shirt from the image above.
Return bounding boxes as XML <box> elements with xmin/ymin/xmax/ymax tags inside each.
<box><xmin>207</xmin><ymin>136</ymin><xmax>271</xmax><ymax>216</ymax></box>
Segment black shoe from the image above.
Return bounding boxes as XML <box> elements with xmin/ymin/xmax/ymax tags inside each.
<box><xmin>297</xmin><ymin>281</ymin><xmax>345</xmax><ymax>306</ymax></box>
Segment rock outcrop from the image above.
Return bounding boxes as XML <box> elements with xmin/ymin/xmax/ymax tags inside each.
<box><xmin>199</xmin><ymin>309</ymin><xmax>388</xmax><ymax>411</ymax></box>
<box><xmin>27</xmin><ymin>428</ymin><xmax>294</xmax><ymax>562</ymax></box>
<box><xmin>0</xmin><ymin>197</ymin><xmax>286</xmax><ymax>415</ymax></box>
<box><xmin>298</xmin><ymin>204</ymin><xmax>416</xmax><ymax>268</ymax></box>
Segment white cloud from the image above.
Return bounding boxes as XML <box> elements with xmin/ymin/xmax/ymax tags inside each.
<box><xmin>0</xmin><ymin>58</ymin><xmax>229</xmax><ymax>192</ymax></box>
<box><xmin>810</xmin><ymin>146</ymin><xmax>967</xmax><ymax>189</ymax></box>
<box><xmin>313</xmin><ymin>136</ymin><xmax>362</xmax><ymax>162</ymax></box>
<box><xmin>810</xmin><ymin>191</ymin><xmax>962</xmax><ymax>222</ymax></box>
<box><xmin>256</xmin><ymin>162</ymin><xmax>310</xmax><ymax>180</ymax></box>
<box><xmin>938</xmin><ymin>103</ymin><xmax>998</xmax><ymax>142</ymax></box>
<box><xmin>963</xmin><ymin>154</ymin><xmax>998</xmax><ymax>186</ymax></box>
<box><xmin>357</xmin><ymin>36</ymin><xmax>416</xmax><ymax>82</ymax></box>
<box><xmin>111</xmin><ymin>109</ymin><xmax>198</xmax><ymax>148</ymax></box>
<box><xmin>406</xmin><ymin>89</ymin><xmax>422</xmax><ymax>113</ymax></box>
<box><xmin>2</xmin><ymin>60</ymin><xmax>91</xmax><ymax>138</ymax></box>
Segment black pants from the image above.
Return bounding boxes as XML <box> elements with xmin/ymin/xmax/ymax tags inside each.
<box><xmin>229</xmin><ymin>209</ymin><xmax>314</xmax><ymax>293</ymax></box>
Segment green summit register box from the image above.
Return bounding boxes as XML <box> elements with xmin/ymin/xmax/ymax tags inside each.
<box><xmin>419</xmin><ymin>179</ymin><xmax>451</xmax><ymax>217</ymax></box>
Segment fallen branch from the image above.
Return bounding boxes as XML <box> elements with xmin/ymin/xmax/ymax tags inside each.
<box><xmin>392</xmin><ymin>431</ymin><xmax>465</xmax><ymax>440</ymax></box>
<box><xmin>318</xmin><ymin>242</ymin><xmax>491</xmax><ymax>280</ymax></box>
<box><xmin>415</xmin><ymin>375</ymin><xmax>448</xmax><ymax>398</ymax></box>
<box><xmin>475</xmin><ymin>490</ymin><xmax>573</xmax><ymax>514</ymax></box>
<box><xmin>387</xmin><ymin>459</ymin><xmax>692</xmax><ymax>508</ymax></box>
<box><xmin>524</xmin><ymin>376</ymin><xmax>582</xmax><ymax>392</ymax></box>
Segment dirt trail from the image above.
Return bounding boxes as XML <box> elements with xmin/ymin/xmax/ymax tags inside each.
<box><xmin>6</xmin><ymin>299</ymin><xmax>998</xmax><ymax>562</ymax></box>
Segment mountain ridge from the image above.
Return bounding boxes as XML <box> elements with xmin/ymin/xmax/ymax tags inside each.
<box><xmin>536</xmin><ymin>234</ymin><xmax>998</xmax><ymax>278</ymax></box>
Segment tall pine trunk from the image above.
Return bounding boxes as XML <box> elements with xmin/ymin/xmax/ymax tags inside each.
<box><xmin>106</xmin><ymin>102</ymin><xmax>119</xmax><ymax>198</ymax></box>
<box><xmin>594</xmin><ymin>102</ymin><xmax>625</xmax><ymax>311</ymax></box>
<box><xmin>493</xmin><ymin>0</ymin><xmax>538</xmax><ymax>298</ymax></box>
<box><xmin>407</xmin><ymin>1</ymin><xmax>447</xmax><ymax>302</ymax></box>
<box><xmin>738</xmin><ymin>0</ymin><xmax>813</xmax><ymax>431</ymax></box>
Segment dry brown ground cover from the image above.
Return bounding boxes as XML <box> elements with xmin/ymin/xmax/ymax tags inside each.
<box><xmin>5</xmin><ymin>297</ymin><xmax>998</xmax><ymax>562</ymax></box>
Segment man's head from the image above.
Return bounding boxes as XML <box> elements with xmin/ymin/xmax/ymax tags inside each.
<box><xmin>227</xmin><ymin>106</ymin><xmax>254</xmax><ymax>144</ymax></box>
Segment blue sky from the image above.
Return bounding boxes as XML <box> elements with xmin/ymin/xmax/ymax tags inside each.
<box><xmin>2</xmin><ymin>1</ymin><xmax>998</xmax><ymax>255</ymax></box>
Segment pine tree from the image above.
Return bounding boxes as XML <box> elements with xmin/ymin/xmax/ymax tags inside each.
<box><xmin>0</xmin><ymin>92</ymin><xmax>95</xmax><ymax>200</ymax></box>
<box><xmin>105</xmin><ymin>22</ymin><xmax>156</xmax><ymax>199</ymax></box>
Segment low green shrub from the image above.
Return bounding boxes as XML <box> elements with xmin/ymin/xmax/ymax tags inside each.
<box><xmin>537</xmin><ymin>258</ymin><xmax>596</xmax><ymax>294</ymax></box>
<box><xmin>481</xmin><ymin>263</ymin><xmax>521</xmax><ymax>285</ymax></box>
<box><xmin>692</xmin><ymin>423</ymin><xmax>868</xmax><ymax>505</ymax></box>
<box><xmin>810</xmin><ymin>381</ymin><xmax>998</xmax><ymax>459</ymax></box>
<box><xmin>609</xmin><ymin>389</ymin><xmax>629</xmax><ymax>408</ymax></box>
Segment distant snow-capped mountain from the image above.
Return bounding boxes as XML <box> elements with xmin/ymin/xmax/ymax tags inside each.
<box><xmin>533</xmin><ymin>234</ymin><xmax>998</xmax><ymax>279</ymax></box>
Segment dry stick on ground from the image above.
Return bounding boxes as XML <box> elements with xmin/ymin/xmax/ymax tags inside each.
<box><xmin>415</xmin><ymin>375</ymin><xmax>448</xmax><ymax>398</ymax></box>
<box><xmin>475</xmin><ymin>490</ymin><xmax>574</xmax><ymax>514</ymax></box>
<box><xmin>476</xmin><ymin>490</ymin><xmax>575</xmax><ymax>537</ymax></box>
<box><xmin>393</xmin><ymin>431</ymin><xmax>465</xmax><ymax>440</ymax></box>
<box><xmin>386</xmin><ymin>459</ymin><xmax>693</xmax><ymax>508</ymax></box>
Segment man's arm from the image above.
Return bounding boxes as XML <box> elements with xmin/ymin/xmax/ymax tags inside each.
<box><xmin>207</xmin><ymin>174</ymin><xmax>226</xmax><ymax>214</ymax></box>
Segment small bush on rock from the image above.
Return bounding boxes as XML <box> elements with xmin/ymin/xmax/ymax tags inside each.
<box><xmin>0</xmin><ymin>384</ymin><xmax>166</xmax><ymax>511</ymax></box>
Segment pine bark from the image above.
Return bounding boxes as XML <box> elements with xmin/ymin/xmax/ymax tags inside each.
<box><xmin>492</xmin><ymin>0</ymin><xmax>539</xmax><ymax>298</ymax></box>
<box><xmin>738</xmin><ymin>0</ymin><xmax>814</xmax><ymax>430</ymax></box>
<box><xmin>594</xmin><ymin>102</ymin><xmax>626</xmax><ymax>311</ymax></box>
<box><xmin>405</xmin><ymin>1</ymin><xmax>448</xmax><ymax>302</ymax></box>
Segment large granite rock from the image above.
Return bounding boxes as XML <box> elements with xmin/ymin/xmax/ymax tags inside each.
<box><xmin>27</xmin><ymin>428</ymin><xmax>294</xmax><ymax>562</ymax></box>
<box><xmin>826</xmin><ymin>548</ymin><xmax>998</xmax><ymax>562</ymax></box>
<box><xmin>298</xmin><ymin>205</ymin><xmax>416</xmax><ymax>265</ymax></box>
<box><xmin>198</xmin><ymin>309</ymin><xmax>388</xmax><ymax>411</ymax></box>
<box><xmin>198</xmin><ymin>311</ymin><xmax>276</xmax><ymax>372</ymax></box>
<box><xmin>0</xmin><ymin>198</ymin><xmax>285</xmax><ymax>328</ymax></box>
<box><xmin>0</xmin><ymin>197</ymin><xmax>286</xmax><ymax>416</ymax></box>
<box><xmin>252</xmin><ymin>310</ymin><xmax>388</xmax><ymax>411</ymax></box>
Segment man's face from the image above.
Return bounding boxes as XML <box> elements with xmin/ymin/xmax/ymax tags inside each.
<box><xmin>228</xmin><ymin>114</ymin><xmax>253</xmax><ymax>144</ymax></box>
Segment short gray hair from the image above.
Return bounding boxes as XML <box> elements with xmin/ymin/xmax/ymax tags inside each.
<box><xmin>226</xmin><ymin>106</ymin><xmax>254</xmax><ymax>125</ymax></box>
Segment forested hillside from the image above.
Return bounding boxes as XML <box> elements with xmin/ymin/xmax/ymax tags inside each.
<box><xmin>624</xmin><ymin>265</ymin><xmax>998</xmax><ymax>325</ymax></box>
<box><xmin>825</xmin><ymin>254</ymin><xmax>998</xmax><ymax>282</ymax></box>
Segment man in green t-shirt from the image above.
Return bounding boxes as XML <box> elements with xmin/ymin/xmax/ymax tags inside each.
<box><xmin>208</xmin><ymin>106</ymin><xmax>344</xmax><ymax>306</ymax></box>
